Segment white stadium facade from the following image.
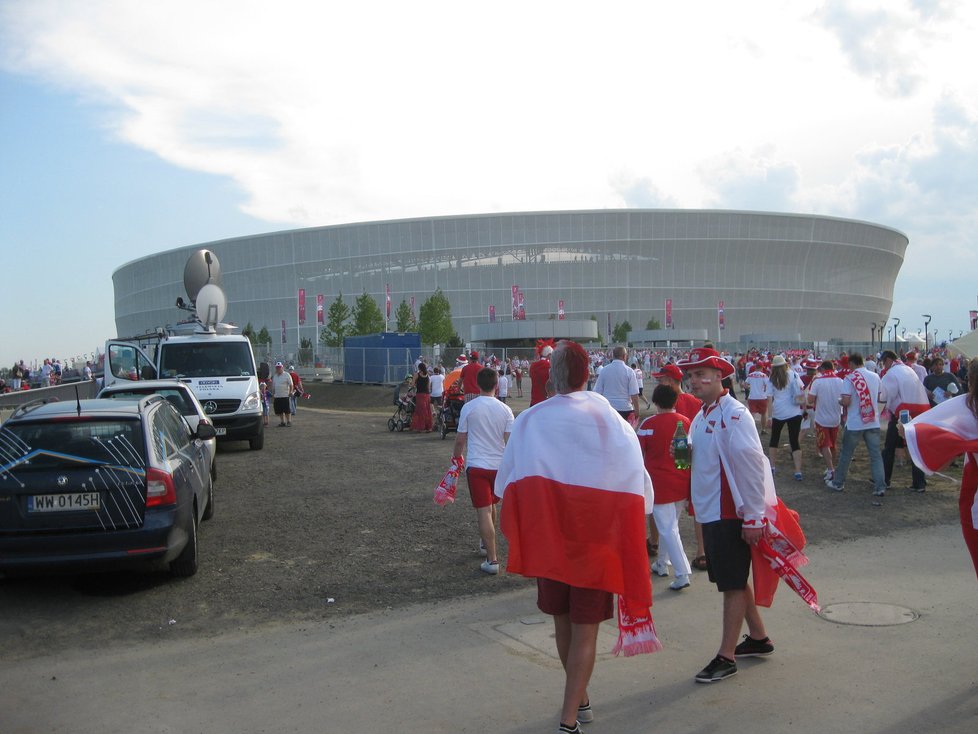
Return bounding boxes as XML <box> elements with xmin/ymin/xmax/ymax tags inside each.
<box><xmin>113</xmin><ymin>209</ymin><xmax>908</xmax><ymax>349</ymax></box>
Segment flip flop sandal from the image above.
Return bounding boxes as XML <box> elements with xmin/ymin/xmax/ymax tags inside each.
<box><xmin>692</xmin><ymin>555</ymin><xmax>708</xmax><ymax>571</ymax></box>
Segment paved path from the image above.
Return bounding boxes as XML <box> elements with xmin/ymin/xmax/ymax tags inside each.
<box><xmin>2</xmin><ymin>523</ymin><xmax>976</xmax><ymax>734</ymax></box>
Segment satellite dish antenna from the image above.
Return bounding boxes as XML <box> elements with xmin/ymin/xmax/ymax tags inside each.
<box><xmin>183</xmin><ymin>249</ymin><xmax>222</xmax><ymax>302</ymax></box>
<box><xmin>195</xmin><ymin>283</ymin><xmax>228</xmax><ymax>327</ymax></box>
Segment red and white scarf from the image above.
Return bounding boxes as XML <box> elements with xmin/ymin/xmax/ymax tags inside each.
<box><xmin>848</xmin><ymin>369</ymin><xmax>876</xmax><ymax>425</ymax></box>
<box><xmin>495</xmin><ymin>391</ymin><xmax>661</xmax><ymax>656</ymax></box>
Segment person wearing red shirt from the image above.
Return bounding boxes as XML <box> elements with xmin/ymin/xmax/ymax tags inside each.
<box><xmin>529</xmin><ymin>342</ymin><xmax>554</xmax><ymax>406</ymax></box>
<box><xmin>637</xmin><ymin>384</ymin><xmax>693</xmax><ymax>591</ymax></box>
<box><xmin>651</xmin><ymin>363</ymin><xmax>702</xmax><ymax>420</ymax></box>
<box><xmin>460</xmin><ymin>350</ymin><xmax>483</xmax><ymax>402</ymax></box>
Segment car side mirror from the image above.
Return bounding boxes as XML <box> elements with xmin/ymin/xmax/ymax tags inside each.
<box><xmin>196</xmin><ymin>423</ymin><xmax>218</xmax><ymax>440</ymax></box>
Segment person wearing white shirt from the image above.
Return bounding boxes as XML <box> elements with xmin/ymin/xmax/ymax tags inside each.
<box><xmin>807</xmin><ymin>360</ymin><xmax>844</xmax><ymax>482</ymax></box>
<box><xmin>826</xmin><ymin>354</ymin><xmax>886</xmax><ymax>495</ymax></box>
<box><xmin>593</xmin><ymin>346</ymin><xmax>640</xmax><ymax>421</ymax></box>
<box><xmin>879</xmin><ymin>350</ymin><xmax>930</xmax><ymax>491</ymax></box>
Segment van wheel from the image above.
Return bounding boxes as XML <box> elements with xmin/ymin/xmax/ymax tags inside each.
<box><xmin>249</xmin><ymin>429</ymin><xmax>264</xmax><ymax>450</ymax></box>
<box><xmin>171</xmin><ymin>507</ymin><xmax>199</xmax><ymax>577</ymax></box>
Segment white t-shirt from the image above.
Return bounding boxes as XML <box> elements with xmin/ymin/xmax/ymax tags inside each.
<box><xmin>807</xmin><ymin>374</ymin><xmax>844</xmax><ymax>428</ymax></box>
<box><xmin>633</xmin><ymin>367</ymin><xmax>644</xmax><ymax>389</ymax></box>
<box><xmin>881</xmin><ymin>363</ymin><xmax>929</xmax><ymax>414</ymax></box>
<box><xmin>497</xmin><ymin>374</ymin><xmax>509</xmax><ymax>398</ymax></box>
<box><xmin>746</xmin><ymin>371</ymin><xmax>768</xmax><ymax>401</ymax></box>
<box><xmin>840</xmin><ymin>368</ymin><xmax>882</xmax><ymax>430</ymax></box>
<box><xmin>765</xmin><ymin>373</ymin><xmax>804</xmax><ymax>420</ymax></box>
<box><xmin>429</xmin><ymin>373</ymin><xmax>445</xmax><ymax>398</ymax></box>
<box><xmin>593</xmin><ymin>359</ymin><xmax>639</xmax><ymax>411</ymax></box>
<box><xmin>458</xmin><ymin>395</ymin><xmax>515</xmax><ymax>470</ymax></box>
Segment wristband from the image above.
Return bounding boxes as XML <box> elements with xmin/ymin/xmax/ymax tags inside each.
<box><xmin>742</xmin><ymin>519</ymin><xmax>764</xmax><ymax>529</ymax></box>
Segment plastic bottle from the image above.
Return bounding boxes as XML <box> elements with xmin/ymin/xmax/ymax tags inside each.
<box><xmin>672</xmin><ymin>420</ymin><xmax>690</xmax><ymax>470</ymax></box>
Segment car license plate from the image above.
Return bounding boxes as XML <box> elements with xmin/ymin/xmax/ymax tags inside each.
<box><xmin>215</xmin><ymin>427</ymin><xmax>227</xmax><ymax>436</ymax></box>
<box><xmin>28</xmin><ymin>492</ymin><xmax>101</xmax><ymax>513</ymax></box>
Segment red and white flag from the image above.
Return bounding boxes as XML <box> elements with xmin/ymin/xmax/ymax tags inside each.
<box><xmin>905</xmin><ymin>395</ymin><xmax>978</xmax><ymax>529</ymax></box>
<box><xmin>494</xmin><ymin>391</ymin><xmax>661</xmax><ymax>655</ymax></box>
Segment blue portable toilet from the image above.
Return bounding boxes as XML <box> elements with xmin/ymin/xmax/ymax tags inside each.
<box><xmin>343</xmin><ymin>333</ymin><xmax>422</xmax><ymax>384</ymax></box>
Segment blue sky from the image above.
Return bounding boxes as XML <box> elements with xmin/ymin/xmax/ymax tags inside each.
<box><xmin>2</xmin><ymin>0</ymin><xmax>977</xmax><ymax>368</ymax></box>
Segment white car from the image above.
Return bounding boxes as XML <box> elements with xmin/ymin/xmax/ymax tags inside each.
<box><xmin>97</xmin><ymin>380</ymin><xmax>218</xmax><ymax>481</ymax></box>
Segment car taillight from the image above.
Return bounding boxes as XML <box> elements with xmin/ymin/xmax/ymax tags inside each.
<box><xmin>146</xmin><ymin>467</ymin><xmax>177</xmax><ymax>507</ymax></box>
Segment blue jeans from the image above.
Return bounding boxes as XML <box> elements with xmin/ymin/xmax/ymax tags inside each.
<box><xmin>833</xmin><ymin>426</ymin><xmax>886</xmax><ymax>492</ymax></box>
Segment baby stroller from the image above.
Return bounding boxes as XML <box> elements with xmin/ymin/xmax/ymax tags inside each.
<box><xmin>388</xmin><ymin>382</ymin><xmax>416</xmax><ymax>432</ymax></box>
<box><xmin>436</xmin><ymin>386</ymin><xmax>465</xmax><ymax>439</ymax></box>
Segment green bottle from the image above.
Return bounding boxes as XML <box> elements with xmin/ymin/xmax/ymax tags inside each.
<box><xmin>673</xmin><ymin>420</ymin><xmax>690</xmax><ymax>470</ymax></box>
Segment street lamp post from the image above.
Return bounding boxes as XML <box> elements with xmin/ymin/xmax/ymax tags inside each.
<box><xmin>922</xmin><ymin>314</ymin><xmax>932</xmax><ymax>354</ymax></box>
<box><xmin>871</xmin><ymin>322</ymin><xmax>877</xmax><ymax>353</ymax></box>
<box><xmin>892</xmin><ymin>317</ymin><xmax>900</xmax><ymax>353</ymax></box>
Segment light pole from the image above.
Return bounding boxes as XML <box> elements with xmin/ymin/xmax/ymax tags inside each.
<box><xmin>922</xmin><ymin>314</ymin><xmax>932</xmax><ymax>353</ymax></box>
<box><xmin>892</xmin><ymin>317</ymin><xmax>900</xmax><ymax>353</ymax></box>
<box><xmin>871</xmin><ymin>322</ymin><xmax>877</xmax><ymax>353</ymax></box>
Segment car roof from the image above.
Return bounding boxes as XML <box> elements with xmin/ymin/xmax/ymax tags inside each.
<box><xmin>5</xmin><ymin>398</ymin><xmax>158</xmax><ymax>423</ymax></box>
<box><xmin>99</xmin><ymin>379</ymin><xmax>193</xmax><ymax>393</ymax></box>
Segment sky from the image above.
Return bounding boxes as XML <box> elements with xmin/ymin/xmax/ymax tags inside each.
<box><xmin>1</xmin><ymin>0</ymin><xmax>977</xmax><ymax>368</ymax></box>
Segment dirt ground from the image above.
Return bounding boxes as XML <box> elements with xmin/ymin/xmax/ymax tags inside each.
<box><xmin>0</xmin><ymin>381</ymin><xmax>964</xmax><ymax>662</ymax></box>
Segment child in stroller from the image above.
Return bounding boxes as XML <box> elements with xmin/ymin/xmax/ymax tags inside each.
<box><xmin>388</xmin><ymin>376</ymin><xmax>416</xmax><ymax>432</ymax></box>
<box><xmin>436</xmin><ymin>378</ymin><xmax>466</xmax><ymax>439</ymax></box>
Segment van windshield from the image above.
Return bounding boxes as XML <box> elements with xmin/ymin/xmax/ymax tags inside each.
<box><xmin>159</xmin><ymin>342</ymin><xmax>256</xmax><ymax>378</ymax></box>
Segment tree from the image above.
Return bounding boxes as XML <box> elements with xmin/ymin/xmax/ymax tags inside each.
<box><xmin>242</xmin><ymin>322</ymin><xmax>257</xmax><ymax>344</ymax></box>
<box><xmin>418</xmin><ymin>288</ymin><xmax>458</xmax><ymax>345</ymax></box>
<box><xmin>320</xmin><ymin>293</ymin><xmax>351</xmax><ymax>347</ymax></box>
<box><xmin>298</xmin><ymin>337</ymin><xmax>313</xmax><ymax>365</ymax></box>
<box><xmin>645</xmin><ymin>317</ymin><xmax>662</xmax><ymax>330</ymax></box>
<box><xmin>612</xmin><ymin>320</ymin><xmax>632</xmax><ymax>344</ymax></box>
<box><xmin>351</xmin><ymin>290</ymin><xmax>386</xmax><ymax>335</ymax></box>
<box><xmin>394</xmin><ymin>299</ymin><xmax>416</xmax><ymax>332</ymax></box>
<box><xmin>256</xmin><ymin>326</ymin><xmax>272</xmax><ymax>345</ymax></box>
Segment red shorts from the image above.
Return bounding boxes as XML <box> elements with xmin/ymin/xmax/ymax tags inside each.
<box><xmin>748</xmin><ymin>399</ymin><xmax>767</xmax><ymax>416</ymax></box>
<box><xmin>536</xmin><ymin>577</ymin><xmax>614</xmax><ymax>624</ymax></box>
<box><xmin>816</xmin><ymin>424</ymin><xmax>839</xmax><ymax>451</ymax></box>
<box><xmin>466</xmin><ymin>467</ymin><xmax>500</xmax><ymax>509</ymax></box>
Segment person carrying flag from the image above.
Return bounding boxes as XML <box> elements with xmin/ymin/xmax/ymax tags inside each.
<box><xmin>495</xmin><ymin>340</ymin><xmax>658</xmax><ymax>734</ymax></box>
<box><xmin>677</xmin><ymin>347</ymin><xmax>778</xmax><ymax>683</ymax></box>
<box><xmin>902</xmin><ymin>358</ymin><xmax>978</xmax><ymax>580</ymax></box>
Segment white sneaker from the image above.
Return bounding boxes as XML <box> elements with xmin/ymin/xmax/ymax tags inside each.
<box><xmin>480</xmin><ymin>560</ymin><xmax>499</xmax><ymax>575</ymax></box>
<box><xmin>823</xmin><ymin>469</ymin><xmax>834</xmax><ymax>481</ymax></box>
<box><xmin>669</xmin><ymin>574</ymin><xmax>690</xmax><ymax>591</ymax></box>
<box><xmin>478</xmin><ymin>539</ymin><xmax>487</xmax><ymax>557</ymax></box>
<box><xmin>650</xmin><ymin>560</ymin><xmax>670</xmax><ymax>577</ymax></box>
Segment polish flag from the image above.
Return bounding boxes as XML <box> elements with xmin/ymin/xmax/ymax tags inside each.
<box><xmin>904</xmin><ymin>394</ymin><xmax>978</xmax><ymax>531</ymax></box>
<box><xmin>494</xmin><ymin>391</ymin><xmax>660</xmax><ymax>655</ymax></box>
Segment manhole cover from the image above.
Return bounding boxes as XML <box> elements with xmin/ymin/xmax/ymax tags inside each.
<box><xmin>819</xmin><ymin>602</ymin><xmax>918</xmax><ymax>626</ymax></box>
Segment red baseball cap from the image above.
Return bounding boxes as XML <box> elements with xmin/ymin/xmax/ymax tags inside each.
<box><xmin>651</xmin><ymin>363</ymin><xmax>683</xmax><ymax>381</ymax></box>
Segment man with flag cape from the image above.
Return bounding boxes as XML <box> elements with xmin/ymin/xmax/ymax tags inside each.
<box><xmin>902</xmin><ymin>360</ymin><xmax>978</xmax><ymax>580</ymax></box>
<box><xmin>495</xmin><ymin>340</ymin><xmax>659</xmax><ymax>734</ymax></box>
<box><xmin>677</xmin><ymin>347</ymin><xmax>815</xmax><ymax>684</ymax></box>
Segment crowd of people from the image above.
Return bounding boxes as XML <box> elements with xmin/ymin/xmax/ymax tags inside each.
<box><xmin>1</xmin><ymin>359</ymin><xmax>96</xmax><ymax>392</ymax></box>
<box><xmin>438</xmin><ymin>339</ymin><xmax>977</xmax><ymax>733</ymax></box>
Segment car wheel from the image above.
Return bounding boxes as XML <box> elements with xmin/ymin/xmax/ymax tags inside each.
<box><xmin>202</xmin><ymin>478</ymin><xmax>215</xmax><ymax>521</ymax></box>
<box><xmin>387</xmin><ymin>417</ymin><xmax>396</xmax><ymax>432</ymax></box>
<box><xmin>249</xmin><ymin>428</ymin><xmax>264</xmax><ymax>450</ymax></box>
<box><xmin>170</xmin><ymin>505</ymin><xmax>199</xmax><ymax>577</ymax></box>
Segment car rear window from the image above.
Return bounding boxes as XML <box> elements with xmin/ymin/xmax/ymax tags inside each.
<box><xmin>103</xmin><ymin>389</ymin><xmax>195</xmax><ymax>416</ymax></box>
<box><xmin>0</xmin><ymin>419</ymin><xmax>146</xmax><ymax>469</ymax></box>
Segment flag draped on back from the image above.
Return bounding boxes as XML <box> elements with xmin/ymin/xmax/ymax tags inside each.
<box><xmin>494</xmin><ymin>391</ymin><xmax>660</xmax><ymax>655</ymax></box>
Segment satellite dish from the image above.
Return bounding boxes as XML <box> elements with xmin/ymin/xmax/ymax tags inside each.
<box><xmin>184</xmin><ymin>249</ymin><xmax>222</xmax><ymax>302</ymax></box>
<box><xmin>195</xmin><ymin>283</ymin><xmax>228</xmax><ymax>327</ymax></box>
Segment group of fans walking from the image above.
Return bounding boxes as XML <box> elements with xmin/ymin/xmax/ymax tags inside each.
<box><xmin>438</xmin><ymin>338</ymin><xmax>977</xmax><ymax>733</ymax></box>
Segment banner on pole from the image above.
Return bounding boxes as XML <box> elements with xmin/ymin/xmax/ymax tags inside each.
<box><xmin>317</xmin><ymin>294</ymin><xmax>324</xmax><ymax>325</ymax></box>
<box><xmin>665</xmin><ymin>298</ymin><xmax>673</xmax><ymax>329</ymax></box>
<box><xmin>718</xmin><ymin>300</ymin><xmax>725</xmax><ymax>332</ymax></box>
<box><xmin>385</xmin><ymin>284</ymin><xmax>392</xmax><ymax>319</ymax></box>
<box><xmin>517</xmin><ymin>291</ymin><xmax>526</xmax><ymax>320</ymax></box>
<box><xmin>558</xmin><ymin>299</ymin><xmax>565</xmax><ymax>320</ymax></box>
<box><xmin>298</xmin><ymin>288</ymin><xmax>306</xmax><ymax>325</ymax></box>
<box><xmin>489</xmin><ymin>305</ymin><xmax>496</xmax><ymax>322</ymax></box>
<box><xmin>281</xmin><ymin>320</ymin><xmax>287</xmax><ymax>345</ymax></box>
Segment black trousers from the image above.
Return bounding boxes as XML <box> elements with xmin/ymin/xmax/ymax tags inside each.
<box><xmin>882</xmin><ymin>417</ymin><xmax>926</xmax><ymax>489</ymax></box>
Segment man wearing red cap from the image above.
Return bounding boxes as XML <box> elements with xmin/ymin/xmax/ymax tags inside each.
<box><xmin>529</xmin><ymin>341</ymin><xmax>555</xmax><ymax>406</ymax></box>
<box><xmin>651</xmin><ymin>363</ymin><xmax>701</xmax><ymax>421</ymax></box>
<box><xmin>678</xmin><ymin>347</ymin><xmax>777</xmax><ymax>683</ymax></box>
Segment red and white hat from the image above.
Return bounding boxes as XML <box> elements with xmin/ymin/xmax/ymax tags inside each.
<box><xmin>677</xmin><ymin>348</ymin><xmax>735</xmax><ymax>378</ymax></box>
<box><xmin>801</xmin><ymin>358</ymin><xmax>821</xmax><ymax>370</ymax></box>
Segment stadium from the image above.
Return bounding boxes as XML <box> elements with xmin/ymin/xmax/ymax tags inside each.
<box><xmin>113</xmin><ymin>209</ymin><xmax>908</xmax><ymax>350</ymax></box>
